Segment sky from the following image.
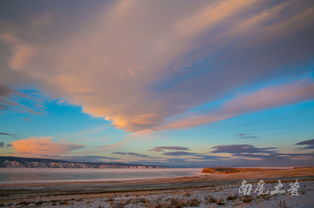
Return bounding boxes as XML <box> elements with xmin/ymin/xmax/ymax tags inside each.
<box><xmin>0</xmin><ymin>0</ymin><xmax>313</xmax><ymax>167</ymax></box>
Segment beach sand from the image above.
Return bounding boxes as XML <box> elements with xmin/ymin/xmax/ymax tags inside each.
<box><xmin>0</xmin><ymin>167</ymin><xmax>313</xmax><ymax>207</ymax></box>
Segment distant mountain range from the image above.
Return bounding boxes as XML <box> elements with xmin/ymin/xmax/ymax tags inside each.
<box><xmin>0</xmin><ymin>156</ymin><xmax>162</xmax><ymax>168</ymax></box>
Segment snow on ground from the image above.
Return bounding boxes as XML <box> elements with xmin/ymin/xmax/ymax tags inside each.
<box><xmin>3</xmin><ymin>180</ymin><xmax>313</xmax><ymax>208</ymax></box>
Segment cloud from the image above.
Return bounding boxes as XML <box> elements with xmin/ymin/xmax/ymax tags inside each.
<box><xmin>112</xmin><ymin>151</ymin><xmax>155</xmax><ymax>158</ymax></box>
<box><xmin>162</xmin><ymin>151</ymin><xmax>225</xmax><ymax>161</ymax></box>
<box><xmin>0</xmin><ymin>141</ymin><xmax>12</xmax><ymax>148</ymax></box>
<box><xmin>0</xmin><ymin>85</ymin><xmax>15</xmax><ymax>97</ymax></box>
<box><xmin>0</xmin><ymin>33</ymin><xmax>35</xmax><ymax>70</ymax></box>
<box><xmin>149</xmin><ymin>146</ymin><xmax>189</xmax><ymax>152</ymax></box>
<box><xmin>210</xmin><ymin>144</ymin><xmax>314</xmax><ymax>163</ymax></box>
<box><xmin>0</xmin><ymin>85</ymin><xmax>19</xmax><ymax>110</ymax></box>
<box><xmin>0</xmin><ymin>85</ymin><xmax>44</xmax><ymax>114</ymax></box>
<box><xmin>103</xmin><ymin>144</ymin><xmax>314</xmax><ymax>167</ymax></box>
<box><xmin>0</xmin><ymin>132</ymin><xmax>14</xmax><ymax>137</ymax></box>
<box><xmin>11</xmin><ymin>137</ymin><xmax>84</xmax><ymax>156</ymax></box>
<box><xmin>223</xmin><ymin>80</ymin><xmax>314</xmax><ymax>115</ymax></box>
<box><xmin>295</xmin><ymin>139</ymin><xmax>314</xmax><ymax>149</ymax></box>
<box><xmin>162</xmin><ymin>80</ymin><xmax>314</xmax><ymax>129</ymax></box>
<box><xmin>211</xmin><ymin>144</ymin><xmax>277</xmax><ymax>154</ymax></box>
<box><xmin>237</xmin><ymin>133</ymin><xmax>257</xmax><ymax>139</ymax></box>
<box><xmin>162</xmin><ymin>151</ymin><xmax>198</xmax><ymax>156</ymax></box>
<box><xmin>1</xmin><ymin>1</ymin><xmax>314</xmax><ymax>131</ymax></box>
<box><xmin>49</xmin><ymin>155</ymin><xmax>119</xmax><ymax>162</ymax></box>
<box><xmin>167</xmin><ymin>158</ymin><xmax>188</xmax><ymax>163</ymax></box>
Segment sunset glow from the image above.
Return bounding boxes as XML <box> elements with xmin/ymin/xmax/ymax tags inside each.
<box><xmin>0</xmin><ymin>0</ymin><xmax>313</xmax><ymax>167</ymax></box>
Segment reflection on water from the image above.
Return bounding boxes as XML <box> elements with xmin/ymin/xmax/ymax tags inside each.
<box><xmin>0</xmin><ymin>168</ymin><xmax>201</xmax><ymax>184</ymax></box>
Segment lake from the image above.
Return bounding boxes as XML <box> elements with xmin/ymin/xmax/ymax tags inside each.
<box><xmin>0</xmin><ymin>168</ymin><xmax>201</xmax><ymax>184</ymax></box>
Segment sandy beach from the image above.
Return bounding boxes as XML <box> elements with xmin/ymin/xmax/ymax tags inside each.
<box><xmin>0</xmin><ymin>167</ymin><xmax>313</xmax><ymax>207</ymax></box>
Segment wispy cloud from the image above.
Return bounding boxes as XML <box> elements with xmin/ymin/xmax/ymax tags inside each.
<box><xmin>149</xmin><ymin>146</ymin><xmax>189</xmax><ymax>152</ymax></box>
<box><xmin>112</xmin><ymin>151</ymin><xmax>156</xmax><ymax>159</ymax></box>
<box><xmin>0</xmin><ymin>85</ymin><xmax>45</xmax><ymax>115</ymax></box>
<box><xmin>237</xmin><ymin>133</ymin><xmax>257</xmax><ymax>139</ymax></box>
<box><xmin>161</xmin><ymin>80</ymin><xmax>314</xmax><ymax>129</ymax></box>
<box><xmin>162</xmin><ymin>151</ymin><xmax>225</xmax><ymax>161</ymax></box>
<box><xmin>49</xmin><ymin>155</ymin><xmax>119</xmax><ymax>162</ymax></box>
<box><xmin>211</xmin><ymin>144</ymin><xmax>277</xmax><ymax>154</ymax></box>
<box><xmin>295</xmin><ymin>139</ymin><xmax>314</xmax><ymax>149</ymax></box>
<box><xmin>162</xmin><ymin>151</ymin><xmax>200</xmax><ymax>156</ymax></box>
<box><xmin>210</xmin><ymin>144</ymin><xmax>314</xmax><ymax>163</ymax></box>
<box><xmin>0</xmin><ymin>132</ymin><xmax>15</xmax><ymax>137</ymax></box>
<box><xmin>0</xmin><ymin>85</ymin><xmax>19</xmax><ymax>111</ymax></box>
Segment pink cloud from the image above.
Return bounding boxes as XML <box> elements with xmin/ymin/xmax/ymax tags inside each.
<box><xmin>223</xmin><ymin>80</ymin><xmax>314</xmax><ymax>114</ymax></box>
<box><xmin>1</xmin><ymin>1</ymin><xmax>313</xmax><ymax>131</ymax></box>
<box><xmin>11</xmin><ymin>137</ymin><xmax>84</xmax><ymax>156</ymax></box>
<box><xmin>161</xmin><ymin>80</ymin><xmax>314</xmax><ymax>129</ymax></box>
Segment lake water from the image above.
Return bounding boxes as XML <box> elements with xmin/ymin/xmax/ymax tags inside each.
<box><xmin>0</xmin><ymin>168</ymin><xmax>201</xmax><ymax>184</ymax></box>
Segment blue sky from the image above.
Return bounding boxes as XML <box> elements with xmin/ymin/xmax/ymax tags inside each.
<box><xmin>0</xmin><ymin>0</ymin><xmax>314</xmax><ymax>167</ymax></box>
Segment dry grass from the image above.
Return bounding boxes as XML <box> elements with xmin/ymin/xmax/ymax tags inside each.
<box><xmin>215</xmin><ymin>198</ymin><xmax>225</xmax><ymax>205</ymax></box>
<box><xmin>111</xmin><ymin>202</ymin><xmax>124</xmax><ymax>208</ymax></box>
<box><xmin>183</xmin><ymin>192</ymin><xmax>191</xmax><ymax>197</ymax></box>
<box><xmin>206</xmin><ymin>195</ymin><xmax>216</xmax><ymax>203</ymax></box>
<box><xmin>241</xmin><ymin>195</ymin><xmax>253</xmax><ymax>203</ymax></box>
<box><xmin>165</xmin><ymin>198</ymin><xmax>185</xmax><ymax>208</ymax></box>
<box><xmin>202</xmin><ymin>167</ymin><xmax>265</xmax><ymax>174</ymax></box>
<box><xmin>106</xmin><ymin>197</ymin><xmax>114</xmax><ymax>202</ymax></box>
<box><xmin>226</xmin><ymin>194</ymin><xmax>238</xmax><ymax>201</ymax></box>
<box><xmin>141</xmin><ymin>197</ymin><xmax>202</xmax><ymax>208</ymax></box>
<box><xmin>259</xmin><ymin>194</ymin><xmax>271</xmax><ymax>200</ymax></box>
<box><xmin>279</xmin><ymin>200</ymin><xmax>287</xmax><ymax>208</ymax></box>
<box><xmin>185</xmin><ymin>198</ymin><xmax>201</xmax><ymax>206</ymax></box>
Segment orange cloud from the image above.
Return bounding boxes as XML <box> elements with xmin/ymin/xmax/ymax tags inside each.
<box><xmin>11</xmin><ymin>137</ymin><xmax>84</xmax><ymax>156</ymax></box>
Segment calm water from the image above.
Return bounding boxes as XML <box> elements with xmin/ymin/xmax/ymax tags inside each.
<box><xmin>0</xmin><ymin>168</ymin><xmax>201</xmax><ymax>184</ymax></box>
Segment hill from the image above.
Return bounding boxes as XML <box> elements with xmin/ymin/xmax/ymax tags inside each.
<box><xmin>0</xmin><ymin>156</ymin><xmax>162</xmax><ymax>168</ymax></box>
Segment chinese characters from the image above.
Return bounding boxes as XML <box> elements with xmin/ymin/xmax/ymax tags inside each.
<box><xmin>239</xmin><ymin>179</ymin><xmax>300</xmax><ymax>196</ymax></box>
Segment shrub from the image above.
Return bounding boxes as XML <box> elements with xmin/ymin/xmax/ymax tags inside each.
<box><xmin>185</xmin><ymin>198</ymin><xmax>200</xmax><ymax>206</ymax></box>
<box><xmin>241</xmin><ymin>195</ymin><xmax>253</xmax><ymax>203</ymax></box>
<box><xmin>215</xmin><ymin>199</ymin><xmax>225</xmax><ymax>205</ymax></box>
<box><xmin>183</xmin><ymin>192</ymin><xmax>191</xmax><ymax>197</ymax></box>
<box><xmin>168</xmin><ymin>198</ymin><xmax>183</xmax><ymax>208</ymax></box>
<box><xmin>206</xmin><ymin>195</ymin><xmax>216</xmax><ymax>203</ymax></box>
<box><xmin>227</xmin><ymin>194</ymin><xmax>237</xmax><ymax>201</ymax></box>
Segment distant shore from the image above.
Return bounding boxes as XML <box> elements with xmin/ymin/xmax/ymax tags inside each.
<box><xmin>0</xmin><ymin>167</ymin><xmax>313</xmax><ymax>207</ymax></box>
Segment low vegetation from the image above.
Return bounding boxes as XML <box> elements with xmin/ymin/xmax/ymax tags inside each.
<box><xmin>241</xmin><ymin>195</ymin><xmax>253</xmax><ymax>203</ymax></box>
<box><xmin>226</xmin><ymin>194</ymin><xmax>238</xmax><ymax>201</ymax></box>
<box><xmin>206</xmin><ymin>195</ymin><xmax>217</xmax><ymax>203</ymax></box>
<box><xmin>202</xmin><ymin>167</ymin><xmax>264</xmax><ymax>174</ymax></box>
<box><xmin>279</xmin><ymin>200</ymin><xmax>287</xmax><ymax>208</ymax></box>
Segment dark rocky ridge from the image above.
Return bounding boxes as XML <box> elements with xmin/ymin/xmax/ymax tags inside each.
<box><xmin>0</xmin><ymin>156</ymin><xmax>162</xmax><ymax>168</ymax></box>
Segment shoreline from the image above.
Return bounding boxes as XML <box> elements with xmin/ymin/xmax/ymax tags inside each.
<box><xmin>0</xmin><ymin>174</ymin><xmax>205</xmax><ymax>186</ymax></box>
<box><xmin>0</xmin><ymin>166</ymin><xmax>305</xmax><ymax>186</ymax></box>
<box><xmin>0</xmin><ymin>167</ymin><xmax>312</xmax><ymax>191</ymax></box>
<box><xmin>0</xmin><ymin>167</ymin><xmax>202</xmax><ymax>186</ymax></box>
<box><xmin>0</xmin><ymin>167</ymin><xmax>313</xmax><ymax>207</ymax></box>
